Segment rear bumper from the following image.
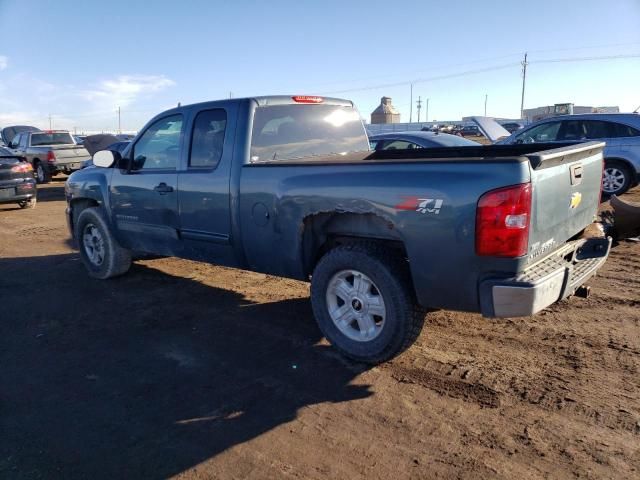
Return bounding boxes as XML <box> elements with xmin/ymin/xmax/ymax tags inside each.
<box><xmin>479</xmin><ymin>236</ymin><xmax>611</xmax><ymax>318</ymax></box>
<box><xmin>0</xmin><ymin>181</ymin><xmax>36</xmax><ymax>204</ymax></box>
<box><xmin>53</xmin><ymin>161</ymin><xmax>86</xmax><ymax>174</ymax></box>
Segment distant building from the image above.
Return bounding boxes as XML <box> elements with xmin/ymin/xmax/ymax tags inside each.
<box><xmin>523</xmin><ymin>103</ymin><xmax>619</xmax><ymax>123</ymax></box>
<box><xmin>371</xmin><ymin>96</ymin><xmax>401</xmax><ymax>124</ymax></box>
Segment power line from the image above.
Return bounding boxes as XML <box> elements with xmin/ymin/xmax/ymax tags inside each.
<box><xmin>531</xmin><ymin>53</ymin><xmax>640</xmax><ymax>64</ymax></box>
<box><xmin>320</xmin><ymin>62</ymin><xmax>521</xmax><ymax>95</ymax></box>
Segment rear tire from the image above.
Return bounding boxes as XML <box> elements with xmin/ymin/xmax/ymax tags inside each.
<box><xmin>35</xmin><ymin>161</ymin><xmax>51</xmax><ymax>184</ymax></box>
<box><xmin>310</xmin><ymin>243</ymin><xmax>425</xmax><ymax>364</ymax></box>
<box><xmin>76</xmin><ymin>207</ymin><xmax>131</xmax><ymax>279</ymax></box>
<box><xmin>18</xmin><ymin>197</ymin><xmax>36</xmax><ymax>209</ymax></box>
<box><xmin>603</xmin><ymin>160</ymin><xmax>633</xmax><ymax>196</ymax></box>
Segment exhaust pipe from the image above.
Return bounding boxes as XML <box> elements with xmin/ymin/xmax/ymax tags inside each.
<box><xmin>575</xmin><ymin>285</ymin><xmax>591</xmax><ymax>298</ymax></box>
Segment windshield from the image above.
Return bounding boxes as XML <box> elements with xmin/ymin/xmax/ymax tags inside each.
<box><xmin>250</xmin><ymin>104</ymin><xmax>369</xmax><ymax>162</ymax></box>
<box><xmin>31</xmin><ymin>132</ymin><xmax>75</xmax><ymax>146</ymax></box>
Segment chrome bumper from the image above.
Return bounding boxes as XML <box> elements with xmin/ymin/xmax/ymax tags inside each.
<box><xmin>481</xmin><ymin>236</ymin><xmax>611</xmax><ymax>318</ymax></box>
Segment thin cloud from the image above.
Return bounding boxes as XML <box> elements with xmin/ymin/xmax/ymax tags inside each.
<box><xmin>0</xmin><ymin>55</ymin><xmax>8</xmax><ymax>70</ymax></box>
<box><xmin>82</xmin><ymin>74</ymin><xmax>175</xmax><ymax>108</ymax></box>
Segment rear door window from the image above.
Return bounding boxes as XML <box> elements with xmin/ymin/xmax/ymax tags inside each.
<box><xmin>189</xmin><ymin>109</ymin><xmax>227</xmax><ymax>169</ymax></box>
<box><xmin>582</xmin><ymin>121</ymin><xmax>613</xmax><ymax>139</ymax></box>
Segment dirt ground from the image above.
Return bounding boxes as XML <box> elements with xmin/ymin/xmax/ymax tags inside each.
<box><xmin>1</xmin><ymin>178</ymin><xmax>638</xmax><ymax>479</ymax></box>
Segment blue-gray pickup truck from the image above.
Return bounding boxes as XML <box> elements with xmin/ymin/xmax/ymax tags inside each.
<box><xmin>65</xmin><ymin>95</ymin><xmax>611</xmax><ymax>363</ymax></box>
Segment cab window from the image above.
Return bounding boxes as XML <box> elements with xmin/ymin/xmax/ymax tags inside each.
<box><xmin>131</xmin><ymin>115</ymin><xmax>183</xmax><ymax>171</ymax></box>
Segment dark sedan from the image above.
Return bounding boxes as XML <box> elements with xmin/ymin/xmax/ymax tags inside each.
<box><xmin>0</xmin><ymin>147</ymin><xmax>37</xmax><ymax>209</ymax></box>
<box><xmin>369</xmin><ymin>131</ymin><xmax>480</xmax><ymax>151</ymax></box>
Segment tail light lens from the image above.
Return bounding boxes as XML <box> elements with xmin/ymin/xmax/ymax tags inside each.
<box><xmin>46</xmin><ymin>151</ymin><xmax>56</xmax><ymax>163</ymax></box>
<box><xmin>476</xmin><ymin>183</ymin><xmax>532</xmax><ymax>257</ymax></box>
<box><xmin>11</xmin><ymin>162</ymin><xmax>33</xmax><ymax>173</ymax></box>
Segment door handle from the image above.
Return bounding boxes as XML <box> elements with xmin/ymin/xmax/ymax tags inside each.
<box><xmin>154</xmin><ymin>182</ymin><xmax>174</xmax><ymax>194</ymax></box>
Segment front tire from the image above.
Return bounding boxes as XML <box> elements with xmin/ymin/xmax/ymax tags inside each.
<box><xmin>603</xmin><ymin>160</ymin><xmax>633</xmax><ymax>196</ymax></box>
<box><xmin>76</xmin><ymin>207</ymin><xmax>131</xmax><ymax>279</ymax></box>
<box><xmin>311</xmin><ymin>243</ymin><xmax>425</xmax><ymax>364</ymax></box>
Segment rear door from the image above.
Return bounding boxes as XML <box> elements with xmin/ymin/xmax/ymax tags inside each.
<box><xmin>109</xmin><ymin>114</ymin><xmax>182</xmax><ymax>256</ymax></box>
<box><xmin>177</xmin><ymin>106</ymin><xmax>236</xmax><ymax>263</ymax></box>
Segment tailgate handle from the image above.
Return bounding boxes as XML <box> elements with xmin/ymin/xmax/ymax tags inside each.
<box><xmin>570</xmin><ymin>164</ymin><xmax>583</xmax><ymax>186</ymax></box>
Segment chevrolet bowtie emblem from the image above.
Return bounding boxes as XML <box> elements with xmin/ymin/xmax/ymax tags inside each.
<box><xmin>570</xmin><ymin>192</ymin><xmax>582</xmax><ymax>209</ymax></box>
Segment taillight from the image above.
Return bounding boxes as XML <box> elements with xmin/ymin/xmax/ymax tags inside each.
<box><xmin>292</xmin><ymin>95</ymin><xmax>323</xmax><ymax>104</ymax></box>
<box><xmin>11</xmin><ymin>162</ymin><xmax>33</xmax><ymax>173</ymax></box>
<box><xmin>46</xmin><ymin>151</ymin><xmax>56</xmax><ymax>163</ymax></box>
<box><xmin>476</xmin><ymin>183</ymin><xmax>532</xmax><ymax>257</ymax></box>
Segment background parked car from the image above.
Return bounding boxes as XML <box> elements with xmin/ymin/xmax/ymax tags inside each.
<box><xmin>500</xmin><ymin>122</ymin><xmax>524</xmax><ymax>133</ymax></box>
<box><xmin>369</xmin><ymin>131</ymin><xmax>480</xmax><ymax>150</ymax></box>
<box><xmin>1</xmin><ymin>125</ymin><xmax>41</xmax><ymax>146</ymax></box>
<box><xmin>497</xmin><ymin>113</ymin><xmax>640</xmax><ymax>195</ymax></box>
<box><xmin>0</xmin><ymin>146</ymin><xmax>37</xmax><ymax>209</ymax></box>
<box><xmin>460</xmin><ymin>125</ymin><xmax>482</xmax><ymax>137</ymax></box>
<box><xmin>80</xmin><ymin>134</ymin><xmax>131</xmax><ymax>169</ymax></box>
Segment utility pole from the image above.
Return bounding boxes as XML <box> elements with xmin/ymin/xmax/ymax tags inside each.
<box><xmin>520</xmin><ymin>52</ymin><xmax>528</xmax><ymax>120</ymax></box>
<box><xmin>426</xmin><ymin>98</ymin><xmax>429</xmax><ymax>123</ymax></box>
<box><xmin>229</xmin><ymin>91</ymin><xmax>233</xmax><ymax>99</ymax></box>
<box><xmin>416</xmin><ymin>96</ymin><xmax>422</xmax><ymax>123</ymax></box>
<box><xmin>409</xmin><ymin>83</ymin><xmax>413</xmax><ymax>123</ymax></box>
<box><xmin>48</xmin><ymin>114</ymin><xmax>52</xmax><ymax>130</ymax></box>
<box><xmin>117</xmin><ymin>106</ymin><xmax>121</xmax><ymax>133</ymax></box>
<box><xmin>484</xmin><ymin>94</ymin><xmax>488</xmax><ymax>116</ymax></box>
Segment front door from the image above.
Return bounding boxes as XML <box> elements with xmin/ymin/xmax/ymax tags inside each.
<box><xmin>110</xmin><ymin>114</ymin><xmax>183</xmax><ymax>256</ymax></box>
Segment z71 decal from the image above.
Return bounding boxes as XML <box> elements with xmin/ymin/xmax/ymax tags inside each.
<box><xmin>395</xmin><ymin>196</ymin><xmax>444</xmax><ymax>215</ymax></box>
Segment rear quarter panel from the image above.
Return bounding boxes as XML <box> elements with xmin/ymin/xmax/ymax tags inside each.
<box><xmin>239</xmin><ymin>160</ymin><xmax>531</xmax><ymax>312</ymax></box>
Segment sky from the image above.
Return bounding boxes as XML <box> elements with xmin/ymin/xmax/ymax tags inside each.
<box><xmin>0</xmin><ymin>0</ymin><xmax>639</xmax><ymax>133</ymax></box>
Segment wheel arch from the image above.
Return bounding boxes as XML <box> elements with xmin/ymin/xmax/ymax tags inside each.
<box><xmin>69</xmin><ymin>198</ymin><xmax>101</xmax><ymax>240</ymax></box>
<box><xmin>301</xmin><ymin>212</ymin><xmax>409</xmax><ymax>277</ymax></box>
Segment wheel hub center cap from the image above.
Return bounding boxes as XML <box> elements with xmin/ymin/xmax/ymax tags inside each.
<box><xmin>351</xmin><ymin>298</ymin><xmax>363</xmax><ymax>311</ymax></box>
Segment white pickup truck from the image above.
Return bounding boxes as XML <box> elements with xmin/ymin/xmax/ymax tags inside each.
<box><xmin>6</xmin><ymin>129</ymin><xmax>91</xmax><ymax>183</ymax></box>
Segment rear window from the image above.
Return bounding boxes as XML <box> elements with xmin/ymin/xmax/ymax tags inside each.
<box><xmin>250</xmin><ymin>104</ymin><xmax>369</xmax><ymax>162</ymax></box>
<box><xmin>31</xmin><ymin>132</ymin><xmax>74</xmax><ymax>146</ymax></box>
<box><xmin>612</xmin><ymin>122</ymin><xmax>640</xmax><ymax>137</ymax></box>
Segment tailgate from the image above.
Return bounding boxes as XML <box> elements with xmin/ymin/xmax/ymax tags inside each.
<box><xmin>53</xmin><ymin>145</ymin><xmax>91</xmax><ymax>163</ymax></box>
<box><xmin>525</xmin><ymin>141</ymin><xmax>605</xmax><ymax>266</ymax></box>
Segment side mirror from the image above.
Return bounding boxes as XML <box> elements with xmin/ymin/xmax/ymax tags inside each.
<box><xmin>93</xmin><ymin>150</ymin><xmax>120</xmax><ymax>168</ymax></box>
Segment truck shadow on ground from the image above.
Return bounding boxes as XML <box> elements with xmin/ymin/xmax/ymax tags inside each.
<box><xmin>0</xmin><ymin>254</ymin><xmax>372</xmax><ymax>479</ymax></box>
